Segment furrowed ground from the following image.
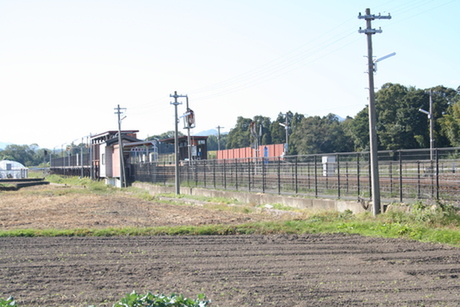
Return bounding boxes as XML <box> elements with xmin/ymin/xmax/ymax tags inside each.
<box><xmin>1</xmin><ymin>184</ymin><xmax>460</xmax><ymax>306</ymax></box>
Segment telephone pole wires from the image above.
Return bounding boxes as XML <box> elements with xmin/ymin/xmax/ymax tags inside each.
<box><xmin>358</xmin><ymin>8</ymin><xmax>391</xmax><ymax>216</ymax></box>
<box><xmin>170</xmin><ymin>91</ymin><xmax>186</xmax><ymax>194</ymax></box>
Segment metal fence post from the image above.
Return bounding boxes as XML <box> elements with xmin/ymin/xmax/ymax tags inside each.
<box><xmin>417</xmin><ymin>161</ymin><xmax>421</xmax><ymax>199</ymax></box>
<box><xmin>235</xmin><ymin>159</ymin><xmax>239</xmax><ymax>191</ymax></box>
<box><xmin>399</xmin><ymin>150</ymin><xmax>403</xmax><ymax>202</ymax></box>
<box><xmin>295</xmin><ymin>156</ymin><xmax>298</xmax><ymax>194</ymax></box>
<box><xmin>203</xmin><ymin>161</ymin><xmax>207</xmax><ymax>188</ymax></box>
<box><xmin>357</xmin><ymin>153</ymin><xmax>360</xmax><ymax>197</ymax></box>
<box><xmin>389</xmin><ymin>161</ymin><xmax>393</xmax><ymax>196</ymax></box>
<box><xmin>345</xmin><ymin>161</ymin><xmax>349</xmax><ymax>194</ymax></box>
<box><xmin>248</xmin><ymin>158</ymin><xmax>251</xmax><ymax>192</ymax></box>
<box><xmin>262</xmin><ymin>158</ymin><xmax>266</xmax><ymax>193</ymax></box>
<box><xmin>337</xmin><ymin>154</ymin><xmax>340</xmax><ymax>199</ymax></box>
<box><xmin>163</xmin><ymin>162</ymin><xmax>166</xmax><ymax>186</ymax></box>
<box><xmin>195</xmin><ymin>163</ymin><xmax>198</xmax><ymax>187</ymax></box>
<box><xmin>277</xmin><ymin>157</ymin><xmax>281</xmax><ymax>195</ymax></box>
<box><xmin>213</xmin><ymin>160</ymin><xmax>216</xmax><ymax>189</ymax></box>
<box><xmin>223</xmin><ymin>159</ymin><xmax>226</xmax><ymax>189</ymax></box>
<box><xmin>436</xmin><ymin>149</ymin><xmax>439</xmax><ymax>200</ymax></box>
<box><xmin>314</xmin><ymin>155</ymin><xmax>318</xmax><ymax>197</ymax></box>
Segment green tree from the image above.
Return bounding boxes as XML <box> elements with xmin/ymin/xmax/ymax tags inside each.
<box><xmin>375</xmin><ymin>83</ymin><xmax>455</xmax><ymax>150</ymax></box>
<box><xmin>253</xmin><ymin>115</ymin><xmax>272</xmax><ymax>145</ymax></box>
<box><xmin>270</xmin><ymin>112</ymin><xmax>289</xmax><ymax>145</ymax></box>
<box><xmin>345</xmin><ymin>108</ymin><xmax>370</xmax><ymax>151</ymax></box>
<box><xmin>0</xmin><ymin>144</ymin><xmax>40</xmax><ymax>166</ymax></box>
<box><xmin>347</xmin><ymin>83</ymin><xmax>457</xmax><ymax>151</ymax></box>
<box><xmin>226</xmin><ymin>117</ymin><xmax>253</xmax><ymax>149</ymax></box>
<box><xmin>206</xmin><ymin>134</ymin><xmax>228</xmax><ymax>150</ymax></box>
<box><xmin>440</xmin><ymin>87</ymin><xmax>460</xmax><ymax>146</ymax></box>
<box><xmin>290</xmin><ymin>113</ymin><xmax>352</xmax><ymax>155</ymax></box>
<box><xmin>146</xmin><ymin>130</ymin><xmax>184</xmax><ymax>141</ymax></box>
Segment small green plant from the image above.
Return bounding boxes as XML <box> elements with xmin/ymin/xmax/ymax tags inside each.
<box><xmin>110</xmin><ymin>291</ymin><xmax>210</xmax><ymax>307</ymax></box>
<box><xmin>0</xmin><ymin>296</ymin><xmax>17</xmax><ymax>307</ymax></box>
<box><xmin>1</xmin><ymin>292</ymin><xmax>210</xmax><ymax>307</ymax></box>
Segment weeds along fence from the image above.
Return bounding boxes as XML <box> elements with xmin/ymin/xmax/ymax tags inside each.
<box><xmin>129</xmin><ymin>147</ymin><xmax>460</xmax><ymax>204</ymax></box>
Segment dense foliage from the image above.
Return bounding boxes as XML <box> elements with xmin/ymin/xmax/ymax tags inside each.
<box><xmin>223</xmin><ymin>83</ymin><xmax>460</xmax><ymax>154</ymax></box>
<box><xmin>0</xmin><ymin>144</ymin><xmax>46</xmax><ymax>167</ymax></box>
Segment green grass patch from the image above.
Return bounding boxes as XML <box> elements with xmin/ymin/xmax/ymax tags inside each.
<box><xmin>2</xmin><ymin>209</ymin><xmax>459</xmax><ymax>246</ymax></box>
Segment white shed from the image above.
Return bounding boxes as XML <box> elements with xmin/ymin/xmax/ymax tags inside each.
<box><xmin>0</xmin><ymin>160</ymin><xmax>28</xmax><ymax>179</ymax></box>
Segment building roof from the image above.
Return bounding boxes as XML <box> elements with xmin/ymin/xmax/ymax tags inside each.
<box><xmin>91</xmin><ymin>130</ymin><xmax>140</xmax><ymax>144</ymax></box>
<box><xmin>106</xmin><ymin>135</ymin><xmax>142</xmax><ymax>146</ymax></box>
<box><xmin>0</xmin><ymin>160</ymin><xmax>27</xmax><ymax>170</ymax></box>
<box><xmin>91</xmin><ymin>130</ymin><xmax>139</xmax><ymax>139</ymax></box>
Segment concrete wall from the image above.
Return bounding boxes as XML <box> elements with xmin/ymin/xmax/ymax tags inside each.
<box><xmin>133</xmin><ymin>182</ymin><xmax>369</xmax><ymax>214</ymax></box>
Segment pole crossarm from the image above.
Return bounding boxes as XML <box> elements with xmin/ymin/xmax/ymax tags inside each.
<box><xmin>358</xmin><ymin>12</ymin><xmax>391</xmax><ymax>20</ymax></box>
<box><xmin>358</xmin><ymin>28</ymin><xmax>382</xmax><ymax>35</ymax></box>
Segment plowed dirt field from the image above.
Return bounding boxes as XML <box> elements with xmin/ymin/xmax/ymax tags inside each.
<box><xmin>1</xmin><ymin>185</ymin><xmax>460</xmax><ymax>306</ymax></box>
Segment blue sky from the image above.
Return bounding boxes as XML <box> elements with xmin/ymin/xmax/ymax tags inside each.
<box><xmin>0</xmin><ymin>0</ymin><xmax>458</xmax><ymax>149</ymax></box>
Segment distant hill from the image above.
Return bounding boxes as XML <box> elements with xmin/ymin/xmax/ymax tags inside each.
<box><xmin>195</xmin><ymin>129</ymin><xmax>217</xmax><ymax>136</ymax></box>
<box><xmin>195</xmin><ymin>129</ymin><xmax>229</xmax><ymax>136</ymax></box>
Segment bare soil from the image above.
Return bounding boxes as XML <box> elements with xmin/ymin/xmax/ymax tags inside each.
<box><xmin>1</xmin><ymin>185</ymin><xmax>460</xmax><ymax>306</ymax></box>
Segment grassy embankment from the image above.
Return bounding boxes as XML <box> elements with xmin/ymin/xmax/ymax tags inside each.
<box><xmin>2</xmin><ymin>173</ymin><xmax>460</xmax><ymax>247</ymax></box>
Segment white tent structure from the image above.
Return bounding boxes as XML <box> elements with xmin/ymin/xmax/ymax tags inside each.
<box><xmin>0</xmin><ymin>160</ymin><xmax>28</xmax><ymax>179</ymax></box>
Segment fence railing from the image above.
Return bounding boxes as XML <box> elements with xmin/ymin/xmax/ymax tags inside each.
<box><xmin>50</xmin><ymin>153</ymin><xmax>92</xmax><ymax>177</ymax></box>
<box><xmin>129</xmin><ymin>148</ymin><xmax>460</xmax><ymax>204</ymax></box>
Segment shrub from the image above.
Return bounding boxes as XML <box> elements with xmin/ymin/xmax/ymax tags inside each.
<box><xmin>1</xmin><ymin>292</ymin><xmax>210</xmax><ymax>307</ymax></box>
<box><xmin>0</xmin><ymin>297</ymin><xmax>17</xmax><ymax>307</ymax></box>
<box><xmin>110</xmin><ymin>291</ymin><xmax>210</xmax><ymax>307</ymax></box>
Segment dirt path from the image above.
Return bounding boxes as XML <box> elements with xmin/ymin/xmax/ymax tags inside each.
<box><xmin>1</xmin><ymin>234</ymin><xmax>460</xmax><ymax>306</ymax></box>
<box><xmin>0</xmin><ymin>185</ymin><xmax>278</xmax><ymax>230</ymax></box>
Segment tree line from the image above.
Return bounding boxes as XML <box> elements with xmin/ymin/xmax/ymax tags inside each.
<box><xmin>217</xmin><ymin>83</ymin><xmax>460</xmax><ymax>155</ymax></box>
<box><xmin>2</xmin><ymin>83</ymin><xmax>459</xmax><ymax>166</ymax></box>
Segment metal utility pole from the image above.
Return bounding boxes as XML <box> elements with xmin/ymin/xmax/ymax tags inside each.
<box><xmin>185</xmin><ymin>96</ymin><xmax>192</xmax><ymax>166</ymax></box>
<box><xmin>170</xmin><ymin>91</ymin><xmax>186</xmax><ymax>194</ymax></box>
<box><xmin>428</xmin><ymin>90</ymin><xmax>434</xmax><ymax>161</ymax></box>
<box><xmin>216</xmin><ymin>126</ymin><xmax>224</xmax><ymax>151</ymax></box>
<box><xmin>115</xmin><ymin>105</ymin><xmax>127</xmax><ymax>187</ymax></box>
<box><xmin>358</xmin><ymin>8</ymin><xmax>391</xmax><ymax>216</ymax></box>
<box><xmin>279</xmin><ymin>113</ymin><xmax>290</xmax><ymax>154</ymax></box>
<box><xmin>81</xmin><ymin>137</ymin><xmax>84</xmax><ymax>178</ymax></box>
<box><xmin>419</xmin><ymin>89</ymin><xmax>443</xmax><ymax>161</ymax></box>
